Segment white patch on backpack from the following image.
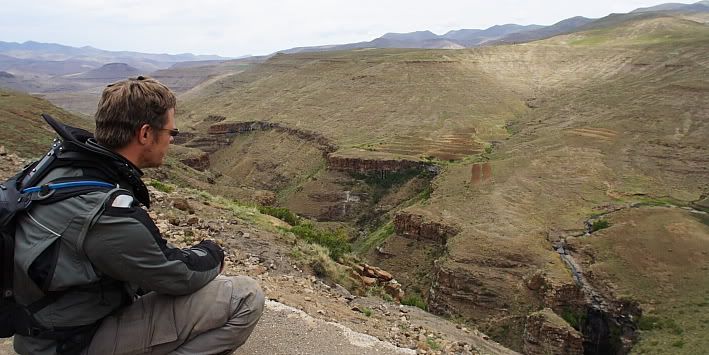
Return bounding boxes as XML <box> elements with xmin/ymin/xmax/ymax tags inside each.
<box><xmin>112</xmin><ymin>195</ymin><xmax>134</xmax><ymax>208</ymax></box>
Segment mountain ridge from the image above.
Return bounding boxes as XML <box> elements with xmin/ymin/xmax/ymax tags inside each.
<box><xmin>0</xmin><ymin>40</ymin><xmax>229</xmax><ymax>62</ymax></box>
<box><xmin>280</xmin><ymin>0</ymin><xmax>709</xmax><ymax>53</ymax></box>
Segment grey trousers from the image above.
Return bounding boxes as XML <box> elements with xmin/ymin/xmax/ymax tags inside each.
<box><xmin>83</xmin><ymin>276</ymin><xmax>265</xmax><ymax>355</ymax></box>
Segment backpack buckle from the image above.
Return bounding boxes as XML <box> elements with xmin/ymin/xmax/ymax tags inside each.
<box><xmin>36</xmin><ymin>185</ymin><xmax>55</xmax><ymax>201</ymax></box>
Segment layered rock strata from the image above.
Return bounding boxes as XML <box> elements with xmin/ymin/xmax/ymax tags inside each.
<box><xmin>525</xmin><ymin>271</ymin><xmax>585</xmax><ymax>312</ymax></box>
<box><xmin>177</xmin><ymin>121</ymin><xmax>337</xmax><ymax>156</ymax></box>
<box><xmin>326</xmin><ymin>155</ymin><xmax>437</xmax><ymax>174</ymax></box>
<box><xmin>208</xmin><ymin>121</ymin><xmax>337</xmax><ymax>154</ymax></box>
<box><xmin>393</xmin><ymin>212</ymin><xmax>460</xmax><ymax>244</ymax></box>
<box><xmin>350</xmin><ymin>263</ymin><xmax>404</xmax><ymax>301</ymax></box>
<box><xmin>523</xmin><ymin>308</ymin><xmax>584</xmax><ymax>355</ymax></box>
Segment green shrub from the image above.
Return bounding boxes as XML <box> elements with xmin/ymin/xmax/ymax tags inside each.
<box><xmin>149</xmin><ymin>180</ymin><xmax>174</xmax><ymax>193</ymax></box>
<box><xmin>639</xmin><ymin>315</ymin><xmax>662</xmax><ymax>331</ymax></box>
<box><xmin>361</xmin><ymin>307</ymin><xmax>373</xmax><ymax>317</ymax></box>
<box><xmin>290</xmin><ymin>223</ymin><xmax>351</xmax><ymax>260</ymax></box>
<box><xmin>258</xmin><ymin>206</ymin><xmax>301</xmax><ymax>226</ymax></box>
<box><xmin>367</xmin><ymin>285</ymin><xmax>394</xmax><ymax>302</ymax></box>
<box><xmin>401</xmin><ymin>292</ymin><xmax>427</xmax><ymax>311</ymax></box>
<box><xmin>561</xmin><ymin>307</ymin><xmax>587</xmax><ymax>330</ymax></box>
<box><xmin>353</xmin><ymin>222</ymin><xmax>395</xmax><ymax>255</ymax></box>
<box><xmin>638</xmin><ymin>315</ymin><xmax>683</xmax><ymax>335</ymax></box>
<box><xmin>671</xmin><ymin>340</ymin><xmax>685</xmax><ymax>348</ymax></box>
<box><xmin>352</xmin><ymin>168</ymin><xmax>428</xmax><ymax>189</ymax></box>
<box><xmin>415</xmin><ymin>185</ymin><xmax>433</xmax><ymax>203</ymax></box>
<box><xmin>426</xmin><ymin>337</ymin><xmax>441</xmax><ymax>351</ymax></box>
<box><xmin>591</xmin><ymin>219</ymin><xmax>610</xmax><ymax>232</ymax></box>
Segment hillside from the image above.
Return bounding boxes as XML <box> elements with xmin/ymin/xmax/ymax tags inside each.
<box><xmin>0</xmin><ymin>146</ymin><xmax>514</xmax><ymax>355</ymax></box>
<box><xmin>281</xmin><ymin>1</ymin><xmax>709</xmax><ymax>54</ymax></box>
<box><xmin>174</xmin><ymin>13</ymin><xmax>709</xmax><ymax>354</ymax></box>
<box><xmin>0</xmin><ymin>89</ymin><xmax>92</xmax><ymax>157</ymax></box>
<box><xmin>2</xmin><ymin>5</ymin><xmax>707</xmax><ymax>354</ymax></box>
<box><xmin>73</xmin><ymin>62</ymin><xmax>142</xmax><ymax>80</ymax></box>
<box><xmin>490</xmin><ymin>16</ymin><xmax>594</xmax><ymax>44</ymax></box>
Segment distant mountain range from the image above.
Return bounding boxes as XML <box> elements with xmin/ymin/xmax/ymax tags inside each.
<box><xmin>0</xmin><ymin>41</ymin><xmax>231</xmax><ymax>77</ymax></box>
<box><xmin>0</xmin><ymin>41</ymin><xmax>228</xmax><ymax>63</ymax></box>
<box><xmin>281</xmin><ymin>0</ymin><xmax>709</xmax><ymax>53</ymax></box>
<box><xmin>0</xmin><ymin>0</ymin><xmax>707</xmax><ymax>88</ymax></box>
<box><xmin>632</xmin><ymin>0</ymin><xmax>709</xmax><ymax>12</ymax></box>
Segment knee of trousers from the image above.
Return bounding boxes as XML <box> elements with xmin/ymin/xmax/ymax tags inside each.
<box><xmin>227</xmin><ymin>275</ymin><xmax>265</xmax><ymax>319</ymax></box>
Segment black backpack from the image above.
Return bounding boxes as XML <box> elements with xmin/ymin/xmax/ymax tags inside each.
<box><xmin>1</xmin><ymin>115</ymin><xmax>117</xmax><ymax>339</ymax></box>
<box><xmin>1</xmin><ymin>144</ymin><xmax>55</xmax><ymax>338</ymax></box>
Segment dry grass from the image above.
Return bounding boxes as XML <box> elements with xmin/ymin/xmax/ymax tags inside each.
<box><xmin>3</xmin><ymin>14</ymin><xmax>707</xmax><ymax>353</ymax></box>
<box><xmin>171</xmin><ymin>16</ymin><xmax>709</xmax><ymax>350</ymax></box>
<box><xmin>0</xmin><ymin>89</ymin><xmax>92</xmax><ymax>157</ymax></box>
<box><xmin>573</xmin><ymin>207</ymin><xmax>709</xmax><ymax>354</ymax></box>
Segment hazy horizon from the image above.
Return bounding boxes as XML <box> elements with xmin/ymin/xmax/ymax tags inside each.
<box><xmin>0</xmin><ymin>0</ymin><xmax>697</xmax><ymax>57</ymax></box>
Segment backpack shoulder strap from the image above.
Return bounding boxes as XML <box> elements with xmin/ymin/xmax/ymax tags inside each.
<box><xmin>75</xmin><ymin>186</ymin><xmax>131</xmax><ymax>262</ymax></box>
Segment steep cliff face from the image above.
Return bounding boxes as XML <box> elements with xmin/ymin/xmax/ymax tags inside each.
<box><xmin>177</xmin><ymin>121</ymin><xmax>337</xmax><ymax>156</ymax></box>
<box><xmin>393</xmin><ymin>212</ymin><xmax>459</xmax><ymax>244</ymax></box>
<box><xmin>208</xmin><ymin>121</ymin><xmax>337</xmax><ymax>154</ymax></box>
<box><xmin>428</xmin><ymin>261</ymin><xmax>505</xmax><ymax>318</ymax></box>
<box><xmin>180</xmin><ymin>152</ymin><xmax>210</xmax><ymax>171</ymax></box>
<box><xmin>525</xmin><ymin>271</ymin><xmax>585</xmax><ymax>312</ymax></box>
<box><xmin>327</xmin><ymin>155</ymin><xmax>436</xmax><ymax>174</ymax></box>
<box><xmin>182</xmin><ymin>134</ymin><xmax>233</xmax><ymax>153</ymax></box>
<box><xmin>524</xmin><ymin>308</ymin><xmax>584</xmax><ymax>355</ymax></box>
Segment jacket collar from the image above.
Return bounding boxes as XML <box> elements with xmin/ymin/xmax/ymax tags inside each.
<box><xmin>41</xmin><ymin>114</ymin><xmax>151</xmax><ymax>208</ymax></box>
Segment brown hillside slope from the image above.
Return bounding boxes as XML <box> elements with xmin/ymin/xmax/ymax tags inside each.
<box><xmin>174</xmin><ymin>15</ymin><xmax>708</xmax><ymax>353</ymax></box>
<box><xmin>0</xmin><ymin>89</ymin><xmax>92</xmax><ymax>157</ymax></box>
<box><xmin>418</xmin><ymin>18</ymin><xmax>708</xmax><ymax>353</ymax></box>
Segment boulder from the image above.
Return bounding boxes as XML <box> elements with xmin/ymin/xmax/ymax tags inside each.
<box><xmin>384</xmin><ymin>281</ymin><xmax>405</xmax><ymax>302</ymax></box>
<box><xmin>360</xmin><ymin>275</ymin><xmax>377</xmax><ymax>287</ymax></box>
<box><xmin>171</xmin><ymin>198</ymin><xmax>195</xmax><ymax>214</ymax></box>
<box><xmin>362</xmin><ymin>264</ymin><xmax>393</xmax><ymax>281</ymax></box>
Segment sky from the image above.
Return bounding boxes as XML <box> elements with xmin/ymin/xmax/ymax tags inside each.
<box><xmin>0</xmin><ymin>0</ymin><xmax>690</xmax><ymax>57</ymax></box>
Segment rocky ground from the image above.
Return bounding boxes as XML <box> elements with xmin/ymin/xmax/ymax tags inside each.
<box><xmin>0</xmin><ymin>149</ymin><xmax>515</xmax><ymax>355</ymax></box>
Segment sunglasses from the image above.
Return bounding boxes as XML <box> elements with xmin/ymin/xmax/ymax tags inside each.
<box><xmin>156</xmin><ymin>127</ymin><xmax>180</xmax><ymax>137</ymax></box>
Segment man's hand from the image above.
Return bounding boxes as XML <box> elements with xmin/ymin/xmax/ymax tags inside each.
<box><xmin>195</xmin><ymin>239</ymin><xmax>225</xmax><ymax>271</ymax></box>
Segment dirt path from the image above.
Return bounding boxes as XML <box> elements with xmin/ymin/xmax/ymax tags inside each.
<box><xmin>0</xmin><ymin>302</ymin><xmax>413</xmax><ymax>355</ymax></box>
<box><xmin>236</xmin><ymin>300</ymin><xmax>415</xmax><ymax>355</ymax></box>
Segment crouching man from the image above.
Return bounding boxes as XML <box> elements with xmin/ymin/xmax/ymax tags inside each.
<box><xmin>13</xmin><ymin>76</ymin><xmax>264</xmax><ymax>355</ymax></box>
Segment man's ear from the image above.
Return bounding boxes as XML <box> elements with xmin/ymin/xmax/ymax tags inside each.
<box><xmin>138</xmin><ymin>124</ymin><xmax>152</xmax><ymax>145</ymax></box>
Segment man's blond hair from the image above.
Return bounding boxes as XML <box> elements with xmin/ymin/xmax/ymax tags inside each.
<box><xmin>95</xmin><ymin>76</ymin><xmax>176</xmax><ymax>149</ymax></box>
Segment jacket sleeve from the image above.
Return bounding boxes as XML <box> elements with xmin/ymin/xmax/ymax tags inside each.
<box><xmin>84</xmin><ymin>201</ymin><xmax>223</xmax><ymax>295</ymax></box>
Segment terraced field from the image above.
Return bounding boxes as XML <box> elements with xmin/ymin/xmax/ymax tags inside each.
<box><xmin>374</xmin><ymin>129</ymin><xmax>483</xmax><ymax>161</ymax></box>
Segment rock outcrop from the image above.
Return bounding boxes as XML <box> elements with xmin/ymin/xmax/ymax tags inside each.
<box><xmin>180</xmin><ymin>152</ymin><xmax>210</xmax><ymax>171</ymax></box>
<box><xmin>327</xmin><ymin>155</ymin><xmax>435</xmax><ymax>174</ymax></box>
<box><xmin>693</xmin><ymin>194</ymin><xmax>709</xmax><ymax>212</ymax></box>
<box><xmin>525</xmin><ymin>271</ymin><xmax>585</xmax><ymax>312</ymax></box>
<box><xmin>182</xmin><ymin>134</ymin><xmax>233</xmax><ymax>153</ymax></box>
<box><xmin>428</xmin><ymin>261</ymin><xmax>502</xmax><ymax>318</ymax></box>
<box><xmin>208</xmin><ymin>121</ymin><xmax>337</xmax><ymax>154</ymax></box>
<box><xmin>393</xmin><ymin>212</ymin><xmax>459</xmax><ymax>244</ymax></box>
<box><xmin>350</xmin><ymin>263</ymin><xmax>404</xmax><ymax>301</ymax></box>
<box><xmin>176</xmin><ymin>121</ymin><xmax>337</xmax><ymax>157</ymax></box>
<box><xmin>523</xmin><ymin>308</ymin><xmax>584</xmax><ymax>355</ymax></box>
